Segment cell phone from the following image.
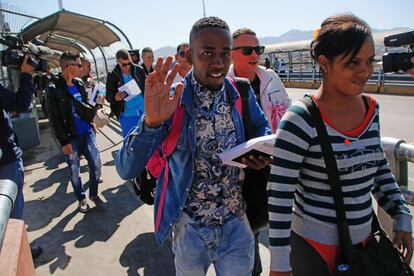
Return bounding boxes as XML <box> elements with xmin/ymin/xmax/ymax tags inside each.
<box><xmin>232</xmin><ymin>149</ymin><xmax>271</xmax><ymax>164</ymax></box>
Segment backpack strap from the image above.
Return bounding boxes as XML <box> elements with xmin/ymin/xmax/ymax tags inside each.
<box><xmin>229</xmin><ymin>77</ymin><xmax>254</xmax><ymax>139</ymax></box>
<box><xmin>146</xmin><ymin>105</ymin><xmax>184</xmax><ymax>232</ymax></box>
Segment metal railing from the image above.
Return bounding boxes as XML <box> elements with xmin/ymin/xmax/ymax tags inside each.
<box><xmin>381</xmin><ymin>137</ymin><xmax>414</xmax><ymax>205</ymax></box>
<box><xmin>0</xmin><ymin>179</ymin><xmax>17</xmax><ymax>251</ymax></box>
<box><xmin>273</xmin><ymin>66</ymin><xmax>414</xmax><ymax>87</ymax></box>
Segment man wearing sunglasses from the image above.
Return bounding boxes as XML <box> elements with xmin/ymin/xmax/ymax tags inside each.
<box><xmin>170</xmin><ymin>42</ymin><xmax>191</xmax><ymax>84</ymax></box>
<box><xmin>106</xmin><ymin>49</ymin><xmax>146</xmax><ymax>137</ymax></box>
<box><xmin>228</xmin><ymin>28</ymin><xmax>291</xmax><ymax>276</ymax></box>
<box><xmin>46</xmin><ymin>51</ymin><xmax>103</xmax><ymax>213</ymax></box>
<box><xmin>229</xmin><ymin>28</ymin><xmax>290</xmax><ymax>133</ymax></box>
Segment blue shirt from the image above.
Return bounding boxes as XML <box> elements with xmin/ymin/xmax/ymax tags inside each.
<box><xmin>121</xmin><ymin>73</ymin><xmax>144</xmax><ymax>118</ymax></box>
<box><xmin>67</xmin><ymin>85</ymin><xmax>91</xmax><ymax>135</ymax></box>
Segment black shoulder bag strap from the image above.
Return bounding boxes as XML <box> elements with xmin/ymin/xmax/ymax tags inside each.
<box><xmin>301</xmin><ymin>96</ymin><xmax>355</xmax><ymax>266</ymax></box>
<box><xmin>232</xmin><ymin>77</ymin><xmax>254</xmax><ymax>139</ymax></box>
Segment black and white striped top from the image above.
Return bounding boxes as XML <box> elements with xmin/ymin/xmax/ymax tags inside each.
<box><xmin>268</xmin><ymin>97</ymin><xmax>412</xmax><ymax>272</ymax></box>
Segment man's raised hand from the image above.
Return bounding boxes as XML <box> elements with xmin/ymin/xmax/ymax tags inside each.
<box><xmin>144</xmin><ymin>56</ymin><xmax>184</xmax><ymax>128</ymax></box>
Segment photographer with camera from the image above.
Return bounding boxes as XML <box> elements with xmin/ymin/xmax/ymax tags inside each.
<box><xmin>0</xmin><ymin>54</ymin><xmax>42</xmax><ymax>258</ymax></box>
<box><xmin>383</xmin><ymin>30</ymin><xmax>414</xmax><ymax>77</ymax></box>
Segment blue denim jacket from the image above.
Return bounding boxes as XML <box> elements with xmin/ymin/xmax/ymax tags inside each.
<box><xmin>116</xmin><ymin>72</ymin><xmax>271</xmax><ymax>244</ymax></box>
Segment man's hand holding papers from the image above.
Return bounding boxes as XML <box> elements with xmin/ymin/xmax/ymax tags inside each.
<box><xmin>118</xmin><ymin>79</ymin><xmax>142</xmax><ymax>101</ymax></box>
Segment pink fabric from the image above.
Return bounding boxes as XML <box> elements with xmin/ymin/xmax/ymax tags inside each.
<box><xmin>270</xmin><ymin>104</ymin><xmax>287</xmax><ymax>132</ymax></box>
<box><xmin>229</xmin><ymin>78</ymin><xmax>243</xmax><ymax>115</ymax></box>
<box><xmin>146</xmin><ymin>106</ymin><xmax>184</xmax><ymax>232</ymax></box>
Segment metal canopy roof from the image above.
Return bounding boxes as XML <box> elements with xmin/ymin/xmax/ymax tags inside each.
<box><xmin>17</xmin><ymin>10</ymin><xmax>133</xmax><ymax>75</ymax></box>
<box><xmin>40</xmin><ymin>35</ymin><xmax>86</xmax><ymax>53</ymax></box>
<box><xmin>20</xmin><ymin>10</ymin><xmax>121</xmax><ymax>49</ymax></box>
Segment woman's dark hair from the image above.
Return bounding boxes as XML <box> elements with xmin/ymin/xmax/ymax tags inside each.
<box><xmin>311</xmin><ymin>13</ymin><xmax>372</xmax><ymax>63</ymax></box>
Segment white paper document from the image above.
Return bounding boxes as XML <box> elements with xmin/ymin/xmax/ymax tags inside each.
<box><xmin>118</xmin><ymin>79</ymin><xmax>142</xmax><ymax>101</ymax></box>
<box><xmin>87</xmin><ymin>82</ymin><xmax>106</xmax><ymax>106</ymax></box>
<box><xmin>218</xmin><ymin>134</ymin><xmax>277</xmax><ymax>168</ymax></box>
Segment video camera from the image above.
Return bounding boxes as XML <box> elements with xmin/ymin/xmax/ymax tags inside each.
<box><xmin>0</xmin><ymin>35</ymin><xmax>49</xmax><ymax>72</ymax></box>
<box><xmin>382</xmin><ymin>31</ymin><xmax>414</xmax><ymax>73</ymax></box>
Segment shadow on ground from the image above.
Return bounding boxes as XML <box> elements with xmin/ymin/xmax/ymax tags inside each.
<box><xmin>28</xmin><ymin>182</ymin><xmax>143</xmax><ymax>274</ymax></box>
<box><xmin>120</xmin><ymin>233</ymin><xmax>175</xmax><ymax>276</ymax></box>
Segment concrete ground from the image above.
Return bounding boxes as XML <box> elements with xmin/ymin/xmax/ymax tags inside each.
<box><xmin>21</xmin><ymin>110</ymin><xmax>271</xmax><ymax>276</ymax></box>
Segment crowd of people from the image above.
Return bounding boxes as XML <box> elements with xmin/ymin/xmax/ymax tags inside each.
<box><xmin>1</xmin><ymin>12</ymin><xmax>413</xmax><ymax>276</ymax></box>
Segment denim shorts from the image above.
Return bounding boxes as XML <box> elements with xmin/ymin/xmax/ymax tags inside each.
<box><xmin>172</xmin><ymin>212</ymin><xmax>254</xmax><ymax>276</ymax></box>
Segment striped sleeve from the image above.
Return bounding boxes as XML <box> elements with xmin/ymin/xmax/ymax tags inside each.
<box><xmin>267</xmin><ymin>103</ymin><xmax>314</xmax><ymax>272</ymax></box>
<box><xmin>372</xmin><ymin>159</ymin><xmax>412</xmax><ymax>232</ymax></box>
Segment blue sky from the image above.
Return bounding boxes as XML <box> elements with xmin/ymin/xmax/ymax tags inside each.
<box><xmin>6</xmin><ymin>0</ymin><xmax>414</xmax><ymax>50</ymax></box>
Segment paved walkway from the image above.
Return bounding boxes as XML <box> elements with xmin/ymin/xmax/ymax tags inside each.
<box><xmin>22</xmin><ymin>113</ymin><xmax>271</xmax><ymax>275</ymax></box>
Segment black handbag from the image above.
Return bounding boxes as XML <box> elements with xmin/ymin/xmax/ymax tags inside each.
<box><xmin>235</xmin><ymin>77</ymin><xmax>270</xmax><ymax>231</ymax></box>
<box><xmin>242</xmin><ymin>166</ymin><xmax>270</xmax><ymax>230</ymax></box>
<box><xmin>302</xmin><ymin>96</ymin><xmax>413</xmax><ymax>276</ymax></box>
<box><xmin>132</xmin><ymin>167</ymin><xmax>157</xmax><ymax>205</ymax></box>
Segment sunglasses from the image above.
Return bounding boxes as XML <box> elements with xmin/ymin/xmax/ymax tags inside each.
<box><xmin>232</xmin><ymin>46</ymin><xmax>265</xmax><ymax>56</ymax></box>
<box><xmin>68</xmin><ymin>63</ymin><xmax>82</xmax><ymax>68</ymax></box>
<box><xmin>178</xmin><ymin>51</ymin><xmax>186</xmax><ymax>58</ymax></box>
<box><xmin>119</xmin><ymin>62</ymin><xmax>132</xmax><ymax>67</ymax></box>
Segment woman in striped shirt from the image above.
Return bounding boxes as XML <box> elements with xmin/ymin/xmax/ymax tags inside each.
<box><xmin>268</xmin><ymin>14</ymin><xmax>413</xmax><ymax>276</ymax></box>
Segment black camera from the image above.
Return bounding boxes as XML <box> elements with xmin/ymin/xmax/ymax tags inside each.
<box><xmin>0</xmin><ymin>35</ymin><xmax>49</xmax><ymax>72</ymax></box>
<box><xmin>382</xmin><ymin>31</ymin><xmax>414</xmax><ymax>73</ymax></box>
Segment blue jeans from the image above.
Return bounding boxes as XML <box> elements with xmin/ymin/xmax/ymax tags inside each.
<box><xmin>119</xmin><ymin>114</ymin><xmax>140</xmax><ymax>138</ymax></box>
<box><xmin>0</xmin><ymin>159</ymin><xmax>24</xmax><ymax>219</ymax></box>
<box><xmin>172</xmin><ymin>212</ymin><xmax>255</xmax><ymax>276</ymax></box>
<box><xmin>66</xmin><ymin>130</ymin><xmax>101</xmax><ymax>201</ymax></box>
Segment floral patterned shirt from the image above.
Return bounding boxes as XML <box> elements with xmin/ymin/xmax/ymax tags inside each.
<box><xmin>183</xmin><ymin>76</ymin><xmax>245</xmax><ymax>226</ymax></box>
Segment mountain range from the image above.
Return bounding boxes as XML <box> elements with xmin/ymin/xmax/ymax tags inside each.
<box><xmin>154</xmin><ymin>27</ymin><xmax>409</xmax><ymax>58</ymax></box>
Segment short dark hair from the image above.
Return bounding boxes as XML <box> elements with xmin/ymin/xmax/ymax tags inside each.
<box><xmin>116</xmin><ymin>49</ymin><xmax>130</xmax><ymax>60</ymax></box>
<box><xmin>80</xmin><ymin>56</ymin><xmax>90</xmax><ymax>64</ymax></box>
<box><xmin>232</xmin><ymin>28</ymin><xmax>256</xmax><ymax>40</ymax></box>
<box><xmin>189</xmin><ymin>16</ymin><xmax>230</xmax><ymax>46</ymax></box>
<box><xmin>176</xmin><ymin>42</ymin><xmax>189</xmax><ymax>54</ymax></box>
<box><xmin>142</xmin><ymin>47</ymin><xmax>153</xmax><ymax>55</ymax></box>
<box><xmin>59</xmin><ymin>51</ymin><xmax>80</xmax><ymax>68</ymax></box>
<box><xmin>311</xmin><ymin>13</ymin><xmax>372</xmax><ymax>63</ymax></box>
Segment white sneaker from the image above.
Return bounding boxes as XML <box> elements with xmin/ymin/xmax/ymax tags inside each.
<box><xmin>78</xmin><ymin>199</ymin><xmax>90</xmax><ymax>213</ymax></box>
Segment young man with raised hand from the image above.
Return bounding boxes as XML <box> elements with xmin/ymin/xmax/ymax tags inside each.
<box><xmin>116</xmin><ymin>17</ymin><xmax>272</xmax><ymax>275</ymax></box>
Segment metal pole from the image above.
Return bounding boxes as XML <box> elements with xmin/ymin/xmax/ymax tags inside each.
<box><xmin>58</xmin><ymin>0</ymin><xmax>63</xmax><ymax>10</ymax></box>
<box><xmin>0</xmin><ymin>179</ymin><xmax>18</xmax><ymax>251</ymax></box>
<box><xmin>202</xmin><ymin>0</ymin><xmax>206</xmax><ymax>17</ymax></box>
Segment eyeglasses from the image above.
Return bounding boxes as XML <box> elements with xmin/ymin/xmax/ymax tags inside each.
<box><xmin>232</xmin><ymin>46</ymin><xmax>265</xmax><ymax>56</ymax></box>
<box><xmin>178</xmin><ymin>51</ymin><xmax>186</xmax><ymax>58</ymax></box>
<box><xmin>68</xmin><ymin>63</ymin><xmax>82</xmax><ymax>68</ymax></box>
<box><xmin>119</xmin><ymin>62</ymin><xmax>131</xmax><ymax>67</ymax></box>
